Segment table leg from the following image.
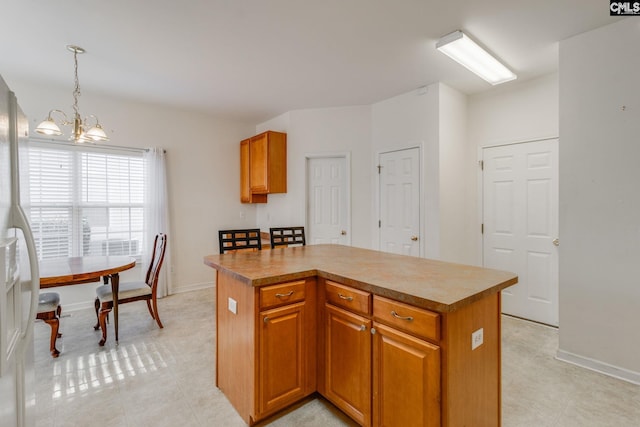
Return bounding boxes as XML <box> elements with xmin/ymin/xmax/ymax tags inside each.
<box><xmin>111</xmin><ymin>273</ymin><xmax>120</xmax><ymax>343</ymax></box>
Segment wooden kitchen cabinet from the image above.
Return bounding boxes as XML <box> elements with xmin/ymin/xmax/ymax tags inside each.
<box><xmin>324</xmin><ymin>303</ymin><xmax>372</xmax><ymax>426</ymax></box>
<box><xmin>372</xmin><ymin>323</ymin><xmax>440</xmax><ymax>427</ymax></box>
<box><xmin>215</xmin><ymin>275</ymin><xmax>316</xmax><ymax>425</ymax></box>
<box><xmin>322</xmin><ymin>281</ymin><xmax>441</xmax><ymax>427</ymax></box>
<box><xmin>240</xmin><ymin>130</ymin><xmax>286</xmax><ymax>203</ymax></box>
<box><xmin>259</xmin><ymin>301</ymin><xmax>307</xmax><ymax>415</ymax></box>
<box><xmin>207</xmin><ymin>245</ymin><xmax>514</xmax><ymax>427</ymax></box>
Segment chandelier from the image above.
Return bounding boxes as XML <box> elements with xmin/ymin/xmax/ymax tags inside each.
<box><xmin>35</xmin><ymin>45</ymin><xmax>109</xmax><ymax>143</ymax></box>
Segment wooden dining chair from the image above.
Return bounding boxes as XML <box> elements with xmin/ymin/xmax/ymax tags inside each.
<box><xmin>269</xmin><ymin>226</ymin><xmax>306</xmax><ymax>248</ymax></box>
<box><xmin>94</xmin><ymin>233</ymin><xmax>168</xmax><ymax>341</ymax></box>
<box><xmin>36</xmin><ymin>292</ymin><xmax>62</xmax><ymax>358</ymax></box>
<box><xmin>218</xmin><ymin>229</ymin><xmax>262</xmax><ymax>253</ymax></box>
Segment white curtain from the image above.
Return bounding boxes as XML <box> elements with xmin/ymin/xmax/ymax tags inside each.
<box><xmin>143</xmin><ymin>147</ymin><xmax>171</xmax><ymax>297</ymax></box>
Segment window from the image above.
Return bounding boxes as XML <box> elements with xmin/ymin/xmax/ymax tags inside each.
<box><xmin>23</xmin><ymin>141</ymin><xmax>145</xmax><ymax>260</ymax></box>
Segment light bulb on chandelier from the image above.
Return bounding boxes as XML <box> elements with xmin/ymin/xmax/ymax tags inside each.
<box><xmin>35</xmin><ymin>45</ymin><xmax>110</xmax><ymax>143</ymax></box>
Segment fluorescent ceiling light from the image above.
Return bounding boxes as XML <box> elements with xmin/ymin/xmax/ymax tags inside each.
<box><xmin>436</xmin><ymin>30</ymin><xmax>516</xmax><ymax>85</ymax></box>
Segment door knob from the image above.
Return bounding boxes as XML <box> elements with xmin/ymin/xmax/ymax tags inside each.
<box><xmin>341</xmin><ymin>230</ymin><xmax>347</xmax><ymax>235</ymax></box>
<box><xmin>552</xmin><ymin>238</ymin><xmax>559</xmax><ymax>247</ymax></box>
<box><xmin>411</xmin><ymin>236</ymin><xmax>418</xmax><ymax>241</ymax></box>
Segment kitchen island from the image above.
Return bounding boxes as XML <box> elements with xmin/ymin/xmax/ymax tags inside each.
<box><xmin>204</xmin><ymin>244</ymin><xmax>517</xmax><ymax>427</ymax></box>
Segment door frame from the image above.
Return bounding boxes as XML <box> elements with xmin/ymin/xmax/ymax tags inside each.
<box><xmin>305</xmin><ymin>152</ymin><xmax>352</xmax><ymax>246</ymax></box>
<box><xmin>375</xmin><ymin>143</ymin><xmax>424</xmax><ymax>257</ymax></box>
<box><xmin>477</xmin><ymin>136</ymin><xmax>559</xmax><ymax>266</ymax></box>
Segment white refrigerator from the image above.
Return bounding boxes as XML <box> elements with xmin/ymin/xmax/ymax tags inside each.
<box><xmin>0</xmin><ymin>74</ymin><xmax>39</xmax><ymax>427</ymax></box>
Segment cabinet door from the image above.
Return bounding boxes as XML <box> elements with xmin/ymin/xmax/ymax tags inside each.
<box><xmin>250</xmin><ymin>133</ymin><xmax>269</xmax><ymax>193</ymax></box>
<box><xmin>325</xmin><ymin>303</ymin><xmax>372</xmax><ymax>427</ymax></box>
<box><xmin>240</xmin><ymin>139</ymin><xmax>251</xmax><ymax>203</ymax></box>
<box><xmin>240</xmin><ymin>139</ymin><xmax>266</xmax><ymax>203</ymax></box>
<box><xmin>372</xmin><ymin>323</ymin><xmax>440</xmax><ymax>427</ymax></box>
<box><xmin>259</xmin><ymin>302</ymin><xmax>306</xmax><ymax>416</ymax></box>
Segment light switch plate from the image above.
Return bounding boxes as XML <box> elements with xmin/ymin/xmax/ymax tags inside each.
<box><xmin>472</xmin><ymin>328</ymin><xmax>484</xmax><ymax>350</ymax></box>
<box><xmin>228</xmin><ymin>297</ymin><xmax>237</xmax><ymax>314</ymax></box>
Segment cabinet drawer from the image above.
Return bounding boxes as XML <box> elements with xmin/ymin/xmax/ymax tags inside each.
<box><xmin>325</xmin><ymin>281</ymin><xmax>371</xmax><ymax>316</ymax></box>
<box><xmin>260</xmin><ymin>280</ymin><xmax>306</xmax><ymax>310</ymax></box>
<box><xmin>373</xmin><ymin>296</ymin><xmax>440</xmax><ymax>343</ymax></box>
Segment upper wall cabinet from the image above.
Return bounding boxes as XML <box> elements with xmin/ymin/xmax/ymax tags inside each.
<box><xmin>241</xmin><ymin>131</ymin><xmax>287</xmax><ymax>203</ymax></box>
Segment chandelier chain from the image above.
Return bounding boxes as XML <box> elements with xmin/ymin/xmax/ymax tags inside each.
<box><xmin>72</xmin><ymin>49</ymin><xmax>81</xmax><ymax>118</ymax></box>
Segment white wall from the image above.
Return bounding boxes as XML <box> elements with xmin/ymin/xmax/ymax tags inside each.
<box><xmin>467</xmin><ymin>73</ymin><xmax>560</xmax><ymax>265</ymax></box>
<box><xmin>371</xmin><ymin>85</ymin><xmax>440</xmax><ymax>258</ymax></box>
<box><xmin>438</xmin><ymin>84</ymin><xmax>472</xmax><ymax>264</ymax></box>
<box><xmin>558</xmin><ymin>18</ymin><xmax>640</xmax><ymax>383</ymax></box>
<box><xmin>256</xmin><ymin>106</ymin><xmax>373</xmax><ymax>248</ymax></box>
<box><xmin>7</xmin><ymin>77</ymin><xmax>254</xmax><ymax>308</ymax></box>
<box><xmin>371</xmin><ymin>83</ymin><xmax>472</xmax><ymax>264</ymax></box>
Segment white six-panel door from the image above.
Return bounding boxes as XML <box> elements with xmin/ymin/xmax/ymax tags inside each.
<box><xmin>307</xmin><ymin>156</ymin><xmax>349</xmax><ymax>245</ymax></box>
<box><xmin>378</xmin><ymin>147</ymin><xmax>420</xmax><ymax>257</ymax></box>
<box><xmin>482</xmin><ymin>139</ymin><xmax>559</xmax><ymax>326</ymax></box>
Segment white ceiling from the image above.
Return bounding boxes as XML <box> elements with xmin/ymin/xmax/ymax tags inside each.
<box><xmin>1</xmin><ymin>1</ymin><xmax>621</xmax><ymax>123</ymax></box>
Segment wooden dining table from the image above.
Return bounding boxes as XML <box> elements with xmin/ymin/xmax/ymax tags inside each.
<box><xmin>39</xmin><ymin>256</ymin><xmax>136</xmax><ymax>346</ymax></box>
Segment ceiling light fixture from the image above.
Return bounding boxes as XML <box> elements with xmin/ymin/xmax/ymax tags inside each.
<box><xmin>35</xmin><ymin>45</ymin><xmax>109</xmax><ymax>143</ymax></box>
<box><xmin>436</xmin><ymin>30</ymin><xmax>516</xmax><ymax>86</ymax></box>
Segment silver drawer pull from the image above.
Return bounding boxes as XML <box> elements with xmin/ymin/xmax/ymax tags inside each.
<box><xmin>359</xmin><ymin>325</ymin><xmax>366</xmax><ymax>332</ymax></box>
<box><xmin>338</xmin><ymin>293</ymin><xmax>354</xmax><ymax>301</ymax></box>
<box><xmin>263</xmin><ymin>316</ymin><xmax>269</xmax><ymax>323</ymax></box>
<box><xmin>391</xmin><ymin>311</ymin><xmax>414</xmax><ymax>321</ymax></box>
<box><xmin>275</xmin><ymin>291</ymin><xmax>294</xmax><ymax>298</ymax></box>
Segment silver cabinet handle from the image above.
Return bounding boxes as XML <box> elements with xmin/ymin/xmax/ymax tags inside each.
<box><xmin>370</xmin><ymin>328</ymin><xmax>376</xmax><ymax>335</ymax></box>
<box><xmin>359</xmin><ymin>325</ymin><xmax>366</xmax><ymax>332</ymax></box>
<box><xmin>341</xmin><ymin>230</ymin><xmax>347</xmax><ymax>235</ymax></box>
<box><xmin>263</xmin><ymin>316</ymin><xmax>269</xmax><ymax>323</ymax></box>
<box><xmin>275</xmin><ymin>291</ymin><xmax>294</xmax><ymax>298</ymax></box>
<box><xmin>411</xmin><ymin>236</ymin><xmax>418</xmax><ymax>241</ymax></box>
<box><xmin>391</xmin><ymin>311</ymin><xmax>414</xmax><ymax>321</ymax></box>
<box><xmin>338</xmin><ymin>293</ymin><xmax>353</xmax><ymax>301</ymax></box>
<box><xmin>553</xmin><ymin>238</ymin><xmax>559</xmax><ymax>247</ymax></box>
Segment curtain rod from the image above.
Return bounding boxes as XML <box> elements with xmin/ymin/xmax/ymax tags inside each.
<box><xmin>28</xmin><ymin>136</ymin><xmax>165</xmax><ymax>153</ymax></box>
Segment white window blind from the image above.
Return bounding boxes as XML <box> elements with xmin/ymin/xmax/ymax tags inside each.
<box><xmin>23</xmin><ymin>141</ymin><xmax>145</xmax><ymax>260</ymax></box>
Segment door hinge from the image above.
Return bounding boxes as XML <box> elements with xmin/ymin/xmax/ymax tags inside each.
<box><xmin>479</xmin><ymin>160</ymin><xmax>484</xmax><ymax>170</ymax></box>
<box><xmin>377</xmin><ymin>164</ymin><xmax>382</xmax><ymax>174</ymax></box>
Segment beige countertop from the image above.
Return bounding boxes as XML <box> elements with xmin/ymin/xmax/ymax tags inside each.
<box><xmin>203</xmin><ymin>244</ymin><xmax>517</xmax><ymax>313</ymax></box>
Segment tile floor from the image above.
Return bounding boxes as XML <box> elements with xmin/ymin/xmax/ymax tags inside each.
<box><xmin>33</xmin><ymin>288</ymin><xmax>640</xmax><ymax>427</ymax></box>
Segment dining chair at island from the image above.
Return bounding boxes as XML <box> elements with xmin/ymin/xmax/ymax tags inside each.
<box><xmin>94</xmin><ymin>234</ymin><xmax>168</xmax><ymax>343</ymax></box>
<box><xmin>36</xmin><ymin>292</ymin><xmax>62</xmax><ymax>358</ymax></box>
<box><xmin>218</xmin><ymin>229</ymin><xmax>262</xmax><ymax>253</ymax></box>
<box><xmin>269</xmin><ymin>226</ymin><xmax>306</xmax><ymax>248</ymax></box>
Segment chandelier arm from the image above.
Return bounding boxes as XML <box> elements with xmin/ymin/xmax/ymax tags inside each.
<box><xmin>46</xmin><ymin>109</ymin><xmax>71</xmax><ymax>125</ymax></box>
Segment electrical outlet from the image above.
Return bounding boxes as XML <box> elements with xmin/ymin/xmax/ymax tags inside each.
<box><xmin>228</xmin><ymin>297</ymin><xmax>237</xmax><ymax>314</ymax></box>
<box><xmin>471</xmin><ymin>328</ymin><xmax>484</xmax><ymax>350</ymax></box>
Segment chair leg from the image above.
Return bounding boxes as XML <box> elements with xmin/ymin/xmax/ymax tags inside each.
<box><xmin>43</xmin><ymin>315</ymin><xmax>60</xmax><ymax>358</ymax></box>
<box><xmin>146</xmin><ymin>299</ymin><xmax>155</xmax><ymax>319</ymax></box>
<box><xmin>152</xmin><ymin>297</ymin><xmax>163</xmax><ymax>329</ymax></box>
<box><xmin>94</xmin><ymin>297</ymin><xmax>100</xmax><ymax>330</ymax></box>
<box><xmin>56</xmin><ymin>305</ymin><xmax>63</xmax><ymax>338</ymax></box>
<box><xmin>98</xmin><ymin>305</ymin><xmax>111</xmax><ymax>346</ymax></box>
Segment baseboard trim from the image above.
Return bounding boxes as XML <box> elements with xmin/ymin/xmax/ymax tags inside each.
<box><xmin>556</xmin><ymin>349</ymin><xmax>640</xmax><ymax>385</ymax></box>
<box><xmin>170</xmin><ymin>281</ymin><xmax>214</xmax><ymax>294</ymax></box>
<box><xmin>61</xmin><ymin>282</ymin><xmax>216</xmax><ymax>313</ymax></box>
<box><xmin>61</xmin><ymin>301</ymin><xmax>96</xmax><ymax>313</ymax></box>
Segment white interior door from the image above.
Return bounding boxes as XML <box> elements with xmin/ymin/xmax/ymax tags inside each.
<box><xmin>307</xmin><ymin>156</ymin><xmax>349</xmax><ymax>245</ymax></box>
<box><xmin>482</xmin><ymin>139</ymin><xmax>559</xmax><ymax>326</ymax></box>
<box><xmin>378</xmin><ymin>147</ymin><xmax>420</xmax><ymax>257</ymax></box>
